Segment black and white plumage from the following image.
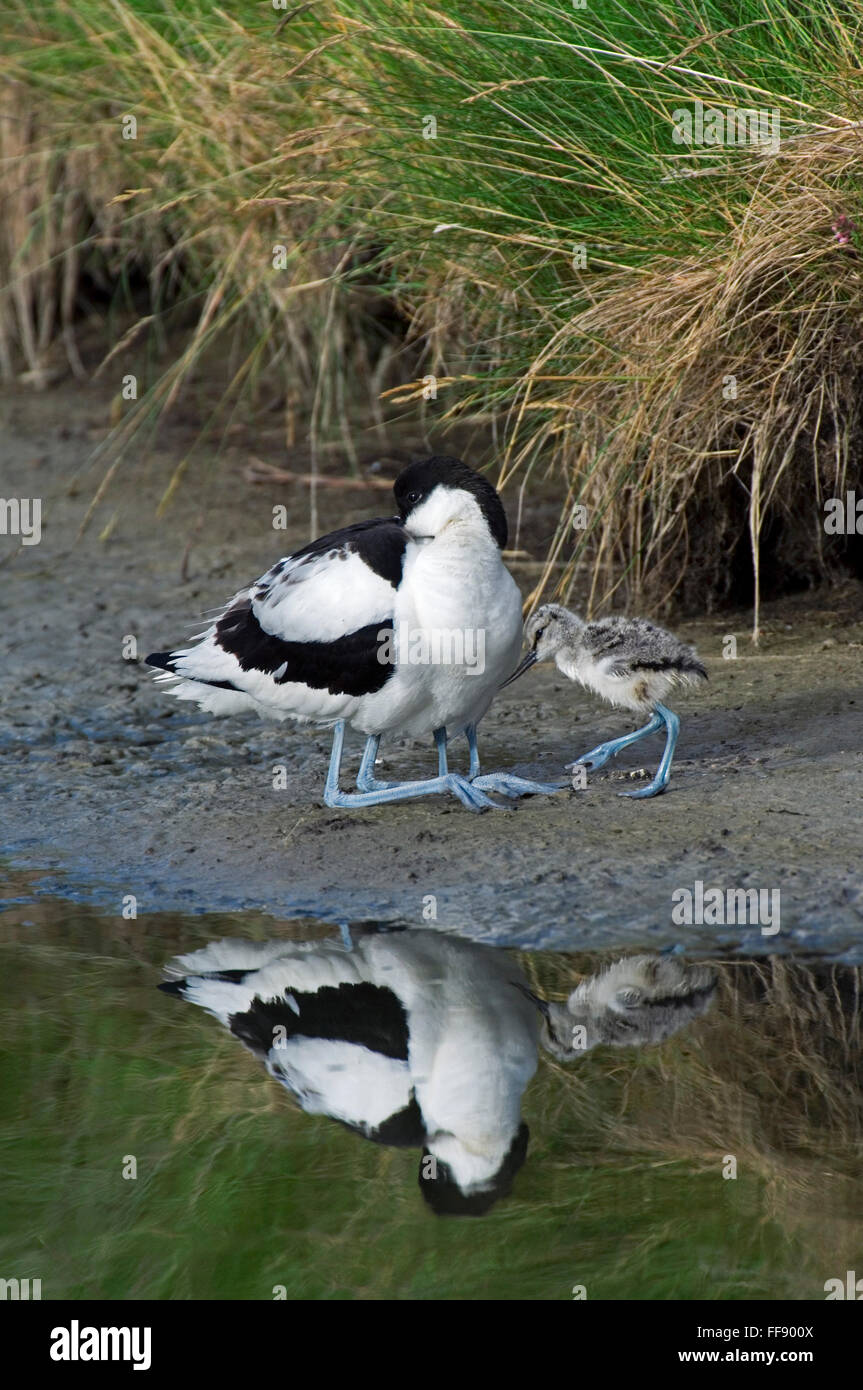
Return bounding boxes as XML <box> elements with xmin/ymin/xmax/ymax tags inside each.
<box><xmin>503</xmin><ymin>603</ymin><xmax>708</xmax><ymax>798</ymax></box>
<box><xmin>147</xmin><ymin>457</ymin><xmax>561</xmax><ymax>811</ymax></box>
<box><xmin>159</xmin><ymin>930</ymin><xmax>717</xmax><ymax>1216</ymax></box>
<box><xmin>159</xmin><ymin>928</ymin><xmax>540</xmax><ymax>1216</ymax></box>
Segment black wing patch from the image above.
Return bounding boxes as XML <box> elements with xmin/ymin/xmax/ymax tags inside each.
<box><xmin>215</xmin><ymin>601</ymin><xmax>395</xmax><ymax>697</ymax></box>
<box><xmin>607</xmin><ymin>655</ymin><xmax>707</xmax><ymax>679</ymax></box>
<box><xmin>285</xmin><ymin>517</ymin><xmax>408</xmax><ymax>589</ymax></box>
<box><xmin>147</xmin><ymin>519</ymin><xmax>406</xmax><ymax>694</ymax></box>
<box><xmin>360</xmin><ymin>1096</ymin><xmax>427</xmax><ymax>1148</ymax></box>
<box><xmin>229</xmin><ymin>982</ymin><xmax>410</xmax><ymax>1060</ymax></box>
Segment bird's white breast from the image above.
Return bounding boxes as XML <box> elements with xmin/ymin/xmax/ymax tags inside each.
<box><xmin>355</xmin><ymin>530</ymin><xmax>523</xmax><ymax>737</ymax></box>
<box><xmin>558</xmin><ymin>649</ymin><xmax>675</xmax><ymax>712</ymax></box>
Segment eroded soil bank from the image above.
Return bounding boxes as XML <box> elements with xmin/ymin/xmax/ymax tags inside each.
<box><xmin>2</xmin><ymin>381</ymin><xmax>862</xmax><ymax>955</ymax></box>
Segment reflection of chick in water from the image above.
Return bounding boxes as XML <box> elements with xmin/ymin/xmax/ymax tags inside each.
<box><xmin>160</xmin><ymin>930</ymin><xmax>716</xmax><ymax>1216</ymax></box>
<box><xmin>523</xmin><ymin>954</ymin><xmax>717</xmax><ymax>1061</ymax></box>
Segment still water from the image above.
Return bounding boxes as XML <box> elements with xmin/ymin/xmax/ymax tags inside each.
<box><xmin>1</xmin><ymin>879</ymin><xmax>861</xmax><ymax>1301</ymax></box>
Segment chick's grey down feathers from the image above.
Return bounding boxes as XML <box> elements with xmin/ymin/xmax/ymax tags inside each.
<box><xmin>568</xmin><ymin>614</ymin><xmax>706</xmax><ymax>683</ymax></box>
<box><xmin>521</xmin><ymin>604</ymin><xmax>707</xmax><ymax>713</ymax></box>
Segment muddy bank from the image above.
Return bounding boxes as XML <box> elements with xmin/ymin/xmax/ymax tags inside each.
<box><xmin>1</xmin><ymin>380</ymin><xmax>862</xmax><ymax>957</ymax></box>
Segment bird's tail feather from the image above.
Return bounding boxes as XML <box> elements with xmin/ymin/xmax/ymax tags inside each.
<box><xmin>680</xmin><ymin>653</ymin><xmax>708</xmax><ymax>683</ymax></box>
<box><xmin>146</xmin><ymin>651</ymin><xmax>175</xmax><ymax>672</ymax></box>
<box><xmin>163</xmin><ymin>938</ymin><xmax>313</xmax><ymax>980</ymax></box>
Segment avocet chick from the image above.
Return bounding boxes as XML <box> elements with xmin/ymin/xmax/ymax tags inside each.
<box><xmin>520</xmin><ymin>954</ymin><xmax>717</xmax><ymax>1060</ymax></box>
<box><xmin>503</xmin><ymin>603</ymin><xmax>707</xmax><ymax>798</ymax></box>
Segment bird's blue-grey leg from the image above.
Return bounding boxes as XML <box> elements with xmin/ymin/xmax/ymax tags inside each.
<box><xmin>355</xmin><ymin>733</ymin><xmax>392</xmax><ymax>792</ymax></box>
<box><xmin>466</xmin><ymin>722</ymin><xmax>565</xmax><ymax>799</ymax></box>
<box><xmin>324</xmin><ymin>720</ymin><xmax>500</xmax><ymax>813</ymax></box>
<box><xmin>466</xmin><ymin>723</ymin><xmax>481</xmax><ymax>779</ymax></box>
<box><xmin>356</xmin><ymin>727</ymin><xmax>449</xmax><ymax>791</ymax></box>
<box><xmin>356</xmin><ymin>733</ymin><xmax>380</xmax><ymax>789</ymax></box>
<box><xmin>619</xmin><ymin>703</ymin><xmax>680</xmax><ymax>799</ymax></box>
<box><xmin>567</xmin><ymin>710</ymin><xmax>664</xmax><ymax>774</ymax></box>
<box><xmin>435</xmin><ymin>727</ymin><xmax>448</xmax><ymax>777</ymax></box>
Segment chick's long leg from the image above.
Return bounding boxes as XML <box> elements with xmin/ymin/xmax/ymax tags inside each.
<box><xmin>618</xmin><ymin>703</ymin><xmax>680</xmax><ymax>799</ymax></box>
<box><xmin>567</xmin><ymin>710</ymin><xmax>664</xmax><ymax>775</ymax></box>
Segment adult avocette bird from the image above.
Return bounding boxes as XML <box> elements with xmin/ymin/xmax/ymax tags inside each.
<box><xmin>159</xmin><ymin>928</ymin><xmax>540</xmax><ymax>1216</ymax></box>
<box><xmin>147</xmin><ymin>457</ymin><xmax>561</xmax><ymax>811</ymax></box>
<box><xmin>503</xmin><ymin>604</ymin><xmax>707</xmax><ymax>798</ymax></box>
<box><xmin>159</xmin><ymin>929</ymin><xmax>716</xmax><ymax>1215</ymax></box>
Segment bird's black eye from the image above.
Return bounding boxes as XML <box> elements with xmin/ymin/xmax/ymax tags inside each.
<box><xmin>407</xmin><ymin>489</ymin><xmax>422</xmax><ymax>506</ymax></box>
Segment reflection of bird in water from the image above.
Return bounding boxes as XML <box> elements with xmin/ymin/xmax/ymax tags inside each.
<box><xmin>161</xmin><ymin>928</ymin><xmax>538</xmax><ymax>1216</ymax></box>
<box><xmin>160</xmin><ymin>930</ymin><xmax>716</xmax><ymax>1216</ymax></box>
<box><xmin>503</xmin><ymin>604</ymin><xmax>707</xmax><ymax>797</ymax></box>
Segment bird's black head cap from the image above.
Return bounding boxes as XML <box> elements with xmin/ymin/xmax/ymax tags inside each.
<box><xmin>417</xmin><ymin>1123</ymin><xmax>529</xmax><ymax>1217</ymax></box>
<box><xmin>393</xmin><ymin>456</ymin><xmax>508</xmax><ymax>549</ymax></box>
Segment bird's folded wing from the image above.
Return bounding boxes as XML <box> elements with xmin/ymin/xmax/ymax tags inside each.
<box><xmin>250</xmin><ymin>518</ymin><xmax>408</xmax><ymax>644</ymax></box>
<box><xmin>157</xmin><ymin>518</ymin><xmax>408</xmax><ymax>698</ymax></box>
<box><xmin>266</xmin><ymin>1037</ymin><xmax>414</xmax><ymax>1134</ymax></box>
